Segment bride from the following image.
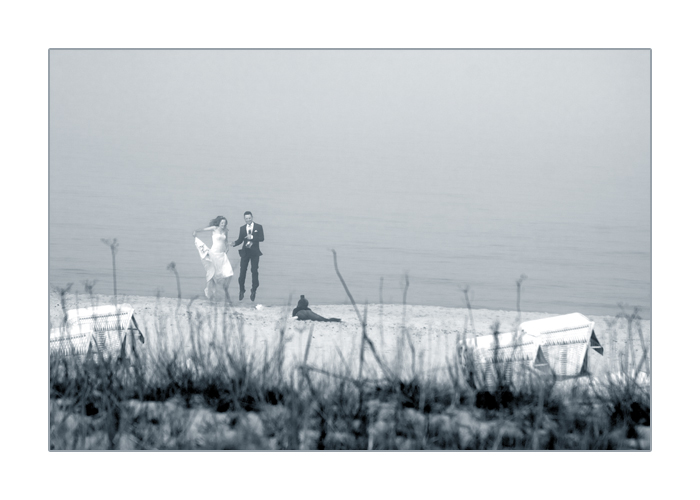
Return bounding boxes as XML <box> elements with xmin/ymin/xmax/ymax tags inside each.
<box><xmin>193</xmin><ymin>216</ymin><xmax>234</xmax><ymax>302</ymax></box>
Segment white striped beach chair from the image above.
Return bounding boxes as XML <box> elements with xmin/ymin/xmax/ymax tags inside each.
<box><xmin>518</xmin><ymin>313</ymin><xmax>603</xmax><ymax>378</ymax></box>
<box><xmin>50</xmin><ymin>304</ymin><xmax>145</xmax><ymax>359</ymax></box>
<box><xmin>458</xmin><ymin>313</ymin><xmax>604</xmax><ymax>386</ymax></box>
<box><xmin>459</xmin><ymin>330</ymin><xmax>550</xmax><ymax>388</ymax></box>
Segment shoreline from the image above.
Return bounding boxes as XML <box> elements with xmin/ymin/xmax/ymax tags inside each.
<box><xmin>48</xmin><ymin>283</ymin><xmax>648</xmax><ymax>321</ymax></box>
<box><xmin>49</xmin><ymin>290</ymin><xmax>640</xmax><ymax>325</ymax></box>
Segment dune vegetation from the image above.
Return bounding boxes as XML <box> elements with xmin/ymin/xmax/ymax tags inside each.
<box><xmin>49</xmin><ymin>252</ymin><xmax>650</xmax><ymax>450</ymax></box>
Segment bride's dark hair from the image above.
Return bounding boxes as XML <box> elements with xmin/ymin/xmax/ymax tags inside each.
<box><xmin>210</xmin><ymin>216</ymin><xmax>227</xmax><ymax>228</ymax></box>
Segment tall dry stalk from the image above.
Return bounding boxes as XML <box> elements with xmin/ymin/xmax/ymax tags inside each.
<box><xmin>379</xmin><ymin>277</ymin><xmax>385</xmax><ymax>351</ymax></box>
<box><xmin>166</xmin><ymin>262</ymin><xmax>182</xmax><ymax>308</ymax></box>
<box><xmin>462</xmin><ymin>286</ymin><xmax>476</xmax><ymax>341</ymax></box>
<box><xmin>516</xmin><ymin>274</ymin><xmax>527</xmax><ymax>326</ymax></box>
<box><xmin>401</xmin><ymin>274</ymin><xmax>416</xmax><ymax>377</ymax></box>
<box><xmin>101</xmin><ymin>238</ymin><xmax>119</xmax><ymax>306</ymax></box>
<box><xmin>55</xmin><ymin>283</ymin><xmax>73</xmax><ymax>327</ymax></box>
<box><xmin>331</xmin><ymin>249</ymin><xmax>393</xmax><ymax>381</ymax></box>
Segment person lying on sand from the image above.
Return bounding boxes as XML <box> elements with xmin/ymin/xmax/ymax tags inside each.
<box><xmin>292</xmin><ymin>295</ymin><xmax>341</xmax><ymax>322</ymax></box>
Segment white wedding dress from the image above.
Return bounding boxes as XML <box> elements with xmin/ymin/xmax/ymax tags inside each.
<box><xmin>195</xmin><ymin>233</ymin><xmax>234</xmax><ymax>284</ymax></box>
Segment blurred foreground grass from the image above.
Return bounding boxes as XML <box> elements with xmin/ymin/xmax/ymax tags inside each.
<box><xmin>49</xmin><ymin>292</ymin><xmax>650</xmax><ymax>450</ymax></box>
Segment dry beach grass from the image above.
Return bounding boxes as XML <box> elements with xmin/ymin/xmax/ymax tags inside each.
<box><xmin>49</xmin><ymin>279</ymin><xmax>650</xmax><ymax>450</ymax></box>
<box><xmin>49</xmin><ymin>291</ymin><xmax>649</xmax><ymax>382</ymax></box>
<box><xmin>49</xmin><ymin>248</ymin><xmax>651</xmax><ymax>451</ymax></box>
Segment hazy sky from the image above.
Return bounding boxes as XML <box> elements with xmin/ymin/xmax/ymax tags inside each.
<box><xmin>50</xmin><ymin>49</ymin><xmax>649</xmax><ymax>204</ymax></box>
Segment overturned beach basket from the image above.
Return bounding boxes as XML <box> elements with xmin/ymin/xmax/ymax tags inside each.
<box><xmin>517</xmin><ymin>313</ymin><xmax>603</xmax><ymax>378</ymax></box>
<box><xmin>459</xmin><ymin>330</ymin><xmax>551</xmax><ymax>388</ymax></box>
<box><xmin>50</xmin><ymin>304</ymin><xmax>145</xmax><ymax>359</ymax></box>
<box><xmin>458</xmin><ymin>313</ymin><xmax>604</xmax><ymax>385</ymax></box>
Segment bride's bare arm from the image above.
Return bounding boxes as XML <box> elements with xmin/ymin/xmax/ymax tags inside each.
<box><xmin>192</xmin><ymin>226</ymin><xmax>216</xmax><ymax>237</ymax></box>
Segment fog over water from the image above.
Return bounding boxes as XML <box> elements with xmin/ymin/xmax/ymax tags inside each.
<box><xmin>49</xmin><ymin>50</ymin><xmax>650</xmax><ymax>317</ymax></box>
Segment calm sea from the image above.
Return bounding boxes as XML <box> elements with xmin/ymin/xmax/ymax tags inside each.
<box><xmin>49</xmin><ymin>144</ymin><xmax>650</xmax><ymax>317</ymax></box>
<box><xmin>49</xmin><ymin>50</ymin><xmax>650</xmax><ymax>318</ymax></box>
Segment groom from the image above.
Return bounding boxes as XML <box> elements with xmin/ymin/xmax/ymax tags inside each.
<box><xmin>233</xmin><ymin>211</ymin><xmax>264</xmax><ymax>301</ymax></box>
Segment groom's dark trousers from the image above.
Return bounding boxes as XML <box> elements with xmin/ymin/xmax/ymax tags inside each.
<box><xmin>238</xmin><ymin>253</ymin><xmax>259</xmax><ymax>293</ymax></box>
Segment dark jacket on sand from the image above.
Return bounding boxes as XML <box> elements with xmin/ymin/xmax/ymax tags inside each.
<box><xmin>292</xmin><ymin>295</ymin><xmax>341</xmax><ymax>322</ymax></box>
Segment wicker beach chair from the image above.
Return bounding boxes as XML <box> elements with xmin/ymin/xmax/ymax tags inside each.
<box><xmin>459</xmin><ymin>330</ymin><xmax>550</xmax><ymax>388</ymax></box>
<box><xmin>517</xmin><ymin>313</ymin><xmax>603</xmax><ymax>378</ymax></box>
<box><xmin>458</xmin><ymin>313</ymin><xmax>604</xmax><ymax>387</ymax></box>
<box><xmin>50</xmin><ymin>304</ymin><xmax>145</xmax><ymax>359</ymax></box>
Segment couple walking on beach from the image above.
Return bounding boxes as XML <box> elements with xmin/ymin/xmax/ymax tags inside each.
<box><xmin>193</xmin><ymin>211</ymin><xmax>264</xmax><ymax>303</ymax></box>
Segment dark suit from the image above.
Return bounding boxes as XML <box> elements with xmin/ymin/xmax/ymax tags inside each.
<box><xmin>233</xmin><ymin>223</ymin><xmax>264</xmax><ymax>293</ymax></box>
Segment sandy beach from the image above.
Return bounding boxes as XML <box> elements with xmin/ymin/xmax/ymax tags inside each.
<box><xmin>50</xmin><ymin>291</ymin><xmax>650</xmax><ymax>381</ymax></box>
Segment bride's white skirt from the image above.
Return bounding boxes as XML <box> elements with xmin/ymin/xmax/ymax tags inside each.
<box><xmin>195</xmin><ymin>238</ymin><xmax>234</xmax><ymax>283</ymax></box>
